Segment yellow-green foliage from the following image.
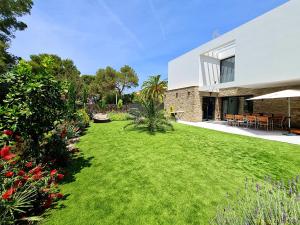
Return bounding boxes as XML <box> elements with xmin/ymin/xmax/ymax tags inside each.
<box><xmin>108</xmin><ymin>112</ymin><xmax>130</xmax><ymax>121</ymax></box>
<box><xmin>76</xmin><ymin>109</ymin><xmax>90</xmax><ymax>127</ymax></box>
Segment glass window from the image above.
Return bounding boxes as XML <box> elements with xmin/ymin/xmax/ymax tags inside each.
<box><xmin>220</xmin><ymin>56</ymin><xmax>235</xmax><ymax>83</ymax></box>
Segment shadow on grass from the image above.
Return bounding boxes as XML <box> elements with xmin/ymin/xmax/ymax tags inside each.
<box><xmin>62</xmin><ymin>153</ymin><xmax>94</xmax><ymax>184</ymax></box>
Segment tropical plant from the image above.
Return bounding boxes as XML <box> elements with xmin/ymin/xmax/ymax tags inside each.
<box><xmin>125</xmin><ymin>75</ymin><xmax>173</xmax><ymax>133</ymax></box>
<box><xmin>141</xmin><ymin>75</ymin><xmax>167</xmax><ymax>103</ymax></box>
<box><xmin>213</xmin><ymin>177</ymin><xmax>300</xmax><ymax>225</ymax></box>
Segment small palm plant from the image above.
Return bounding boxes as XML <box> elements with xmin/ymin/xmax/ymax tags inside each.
<box><xmin>125</xmin><ymin>75</ymin><xmax>173</xmax><ymax>133</ymax></box>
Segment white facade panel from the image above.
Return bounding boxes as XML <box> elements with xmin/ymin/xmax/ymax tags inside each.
<box><xmin>168</xmin><ymin>0</ymin><xmax>300</xmax><ymax>91</ymax></box>
<box><xmin>168</xmin><ymin>50</ymin><xmax>200</xmax><ymax>90</ymax></box>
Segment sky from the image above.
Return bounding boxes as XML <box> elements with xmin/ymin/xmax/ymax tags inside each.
<box><xmin>9</xmin><ymin>0</ymin><xmax>288</xmax><ymax>90</ymax></box>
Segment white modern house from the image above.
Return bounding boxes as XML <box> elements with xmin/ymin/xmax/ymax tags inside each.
<box><xmin>165</xmin><ymin>0</ymin><xmax>300</xmax><ymax>128</ymax></box>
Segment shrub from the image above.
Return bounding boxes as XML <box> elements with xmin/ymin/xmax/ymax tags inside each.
<box><xmin>0</xmin><ymin>59</ymin><xmax>66</xmax><ymax>160</ymax></box>
<box><xmin>75</xmin><ymin>109</ymin><xmax>90</xmax><ymax>129</ymax></box>
<box><xmin>213</xmin><ymin>177</ymin><xmax>300</xmax><ymax>225</ymax></box>
<box><xmin>108</xmin><ymin>112</ymin><xmax>130</xmax><ymax>121</ymax></box>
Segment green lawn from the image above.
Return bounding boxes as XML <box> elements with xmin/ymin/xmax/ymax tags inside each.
<box><xmin>43</xmin><ymin>122</ymin><xmax>300</xmax><ymax>225</ymax></box>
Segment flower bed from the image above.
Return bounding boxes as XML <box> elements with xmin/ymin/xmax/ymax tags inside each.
<box><xmin>1</xmin><ymin>129</ymin><xmax>68</xmax><ymax>224</ymax></box>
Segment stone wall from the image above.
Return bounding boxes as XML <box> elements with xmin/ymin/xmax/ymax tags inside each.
<box><xmin>164</xmin><ymin>86</ymin><xmax>202</xmax><ymax>122</ymax></box>
<box><xmin>165</xmin><ymin>85</ymin><xmax>300</xmax><ymax>127</ymax></box>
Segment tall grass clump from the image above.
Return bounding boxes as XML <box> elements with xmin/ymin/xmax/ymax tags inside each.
<box><xmin>213</xmin><ymin>176</ymin><xmax>300</xmax><ymax>225</ymax></box>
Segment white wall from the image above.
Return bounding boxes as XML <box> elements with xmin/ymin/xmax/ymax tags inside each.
<box><xmin>168</xmin><ymin>0</ymin><xmax>300</xmax><ymax>91</ymax></box>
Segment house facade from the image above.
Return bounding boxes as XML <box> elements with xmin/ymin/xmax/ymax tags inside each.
<box><xmin>165</xmin><ymin>0</ymin><xmax>300</xmax><ymax>128</ymax></box>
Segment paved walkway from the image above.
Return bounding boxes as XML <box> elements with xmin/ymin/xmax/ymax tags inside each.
<box><xmin>179</xmin><ymin>120</ymin><xmax>300</xmax><ymax>145</ymax></box>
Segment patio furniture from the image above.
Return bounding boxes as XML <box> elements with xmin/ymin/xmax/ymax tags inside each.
<box><xmin>247</xmin><ymin>89</ymin><xmax>300</xmax><ymax>130</ymax></box>
<box><xmin>246</xmin><ymin>115</ymin><xmax>257</xmax><ymax>128</ymax></box>
<box><xmin>290</xmin><ymin>129</ymin><xmax>300</xmax><ymax>135</ymax></box>
<box><xmin>252</xmin><ymin>113</ymin><xmax>261</xmax><ymax>117</ymax></box>
<box><xmin>175</xmin><ymin>111</ymin><xmax>184</xmax><ymax>120</ymax></box>
<box><xmin>93</xmin><ymin>113</ymin><xmax>111</xmax><ymax>123</ymax></box>
<box><xmin>271</xmin><ymin>115</ymin><xmax>285</xmax><ymax>130</ymax></box>
<box><xmin>225</xmin><ymin>114</ymin><xmax>235</xmax><ymax>126</ymax></box>
<box><xmin>257</xmin><ymin>116</ymin><xmax>270</xmax><ymax>131</ymax></box>
<box><xmin>235</xmin><ymin>115</ymin><xmax>245</xmax><ymax>127</ymax></box>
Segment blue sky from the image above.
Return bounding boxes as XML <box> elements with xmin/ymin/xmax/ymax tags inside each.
<box><xmin>10</xmin><ymin>0</ymin><xmax>287</xmax><ymax>89</ymax></box>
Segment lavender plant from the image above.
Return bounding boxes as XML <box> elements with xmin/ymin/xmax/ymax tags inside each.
<box><xmin>213</xmin><ymin>176</ymin><xmax>300</xmax><ymax>225</ymax></box>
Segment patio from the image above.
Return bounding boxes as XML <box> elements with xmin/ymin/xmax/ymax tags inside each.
<box><xmin>178</xmin><ymin>120</ymin><xmax>300</xmax><ymax>145</ymax></box>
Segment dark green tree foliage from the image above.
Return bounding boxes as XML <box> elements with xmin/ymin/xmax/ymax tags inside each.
<box><xmin>81</xmin><ymin>74</ymin><xmax>95</xmax><ymax>86</ymax></box>
<box><xmin>92</xmin><ymin>66</ymin><xmax>139</xmax><ymax>100</ymax></box>
<box><xmin>0</xmin><ymin>0</ymin><xmax>33</xmax><ymax>73</ymax></box>
<box><xmin>29</xmin><ymin>54</ymin><xmax>81</xmax><ymax>83</ymax></box>
<box><xmin>67</xmin><ymin>81</ymin><xmax>77</xmax><ymax>117</ymax></box>
<box><xmin>0</xmin><ymin>58</ymin><xmax>66</xmax><ymax>159</ymax></box>
<box><xmin>117</xmin><ymin>65</ymin><xmax>138</xmax><ymax>96</ymax></box>
<box><xmin>29</xmin><ymin>53</ymin><xmax>84</xmax><ymax>102</ymax></box>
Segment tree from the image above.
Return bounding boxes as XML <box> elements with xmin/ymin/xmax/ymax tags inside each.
<box><xmin>0</xmin><ymin>0</ymin><xmax>33</xmax><ymax>73</ymax></box>
<box><xmin>81</xmin><ymin>74</ymin><xmax>95</xmax><ymax>86</ymax></box>
<box><xmin>91</xmin><ymin>67</ymin><xmax>118</xmax><ymax>98</ymax></box>
<box><xmin>29</xmin><ymin>54</ymin><xmax>84</xmax><ymax>103</ymax></box>
<box><xmin>92</xmin><ymin>66</ymin><xmax>139</xmax><ymax>103</ymax></box>
<box><xmin>141</xmin><ymin>75</ymin><xmax>167</xmax><ymax>102</ymax></box>
<box><xmin>29</xmin><ymin>54</ymin><xmax>81</xmax><ymax>82</ymax></box>
<box><xmin>116</xmin><ymin>65</ymin><xmax>139</xmax><ymax>96</ymax></box>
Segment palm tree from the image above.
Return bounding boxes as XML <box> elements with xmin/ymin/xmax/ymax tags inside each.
<box><xmin>141</xmin><ymin>75</ymin><xmax>167</xmax><ymax>103</ymax></box>
<box><xmin>125</xmin><ymin>75</ymin><xmax>173</xmax><ymax>133</ymax></box>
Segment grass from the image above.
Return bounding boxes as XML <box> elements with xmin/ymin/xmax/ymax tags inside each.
<box><xmin>42</xmin><ymin>122</ymin><xmax>300</xmax><ymax>225</ymax></box>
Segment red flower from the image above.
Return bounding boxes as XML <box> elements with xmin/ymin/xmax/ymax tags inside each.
<box><xmin>32</xmin><ymin>171</ymin><xmax>43</xmax><ymax>180</ymax></box>
<box><xmin>0</xmin><ymin>146</ymin><xmax>10</xmax><ymax>156</ymax></box>
<box><xmin>2</xmin><ymin>188</ymin><xmax>15</xmax><ymax>200</ymax></box>
<box><xmin>25</xmin><ymin>162</ymin><xmax>33</xmax><ymax>168</ymax></box>
<box><xmin>0</xmin><ymin>146</ymin><xmax>16</xmax><ymax>161</ymax></box>
<box><xmin>50</xmin><ymin>169</ymin><xmax>57</xmax><ymax>177</ymax></box>
<box><xmin>18</xmin><ymin>170</ymin><xmax>25</xmax><ymax>176</ymax></box>
<box><xmin>5</xmin><ymin>171</ymin><xmax>14</xmax><ymax>178</ymax></box>
<box><xmin>3</xmin><ymin>130</ymin><xmax>13</xmax><ymax>136</ymax></box>
<box><xmin>29</xmin><ymin>166</ymin><xmax>42</xmax><ymax>175</ymax></box>
<box><xmin>57</xmin><ymin>174</ymin><xmax>64</xmax><ymax>180</ymax></box>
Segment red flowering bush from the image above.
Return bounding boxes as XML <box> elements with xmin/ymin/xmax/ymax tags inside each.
<box><xmin>0</xmin><ymin>131</ymin><xmax>65</xmax><ymax>224</ymax></box>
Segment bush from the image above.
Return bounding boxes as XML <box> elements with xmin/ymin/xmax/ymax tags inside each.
<box><xmin>0</xmin><ymin>130</ymin><xmax>65</xmax><ymax>224</ymax></box>
<box><xmin>0</xmin><ymin>59</ymin><xmax>66</xmax><ymax>160</ymax></box>
<box><xmin>108</xmin><ymin>112</ymin><xmax>130</xmax><ymax>121</ymax></box>
<box><xmin>75</xmin><ymin>109</ymin><xmax>90</xmax><ymax>129</ymax></box>
<box><xmin>213</xmin><ymin>177</ymin><xmax>300</xmax><ymax>225</ymax></box>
